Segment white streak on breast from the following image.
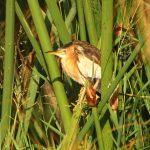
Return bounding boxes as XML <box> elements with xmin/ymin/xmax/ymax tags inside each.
<box><xmin>77</xmin><ymin>55</ymin><xmax>101</xmax><ymax>79</ymax></box>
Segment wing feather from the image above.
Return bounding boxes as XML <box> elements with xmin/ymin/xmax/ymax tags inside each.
<box><xmin>73</xmin><ymin>40</ymin><xmax>100</xmax><ymax>65</ymax></box>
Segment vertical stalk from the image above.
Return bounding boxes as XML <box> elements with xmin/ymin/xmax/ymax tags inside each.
<box><xmin>65</xmin><ymin>0</ymin><xmax>77</xmax><ymax>29</ymax></box>
<box><xmin>101</xmin><ymin>0</ymin><xmax>113</xmax><ymax>149</ymax></box>
<box><xmin>101</xmin><ymin>0</ymin><xmax>113</xmax><ymax>94</ymax></box>
<box><xmin>135</xmin><ymin>0</ymin><xmax>150</xmax><ymax>115</ymax></box>
<box><xmin>83</xmin><ymin>0</ymin><xmax>98</xmax><ymax>46</ymax></box>
<box><xmin>45</xmin><ymin>0</ymin><xmax>71</xmax><ymax>44</ymax></box>
<box><xmin>136</xmin><ymin>1</ymin><xmax>150</xmax><ymax>80</ymax></box>
<box><xmin>1</xmin><ymin>0</ymin><xmax>15</xmax><ymax>144</ymax></box>
<box><xmin>76</xmin><ymin>0</ymin><xmax>87</xmax><ymax>41</ymax></box>
<box><xmin>27</xmin><ymin>0</ymin><xmax>71</xmax><ymax>133</ymax></box>
<box><xmin>92</xmin><ymin>107</ymin><xmax>104</xmax><ymax>150</ymax></box>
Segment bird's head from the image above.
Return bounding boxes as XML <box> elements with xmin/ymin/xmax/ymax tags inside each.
<box><xmin>46</xmin><ymin>48</ymin><xmax>67</xmax><ymax>58</ymax></box>
<box><xmin>46</xmin><ymin>41</ymin><xmax>77</xmax><ymax>59</ymax></box>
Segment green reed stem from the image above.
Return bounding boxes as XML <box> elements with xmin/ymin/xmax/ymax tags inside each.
<box><xmin>1</xmin><ymin>0</ymin><xmax>15</xmax><ymax>145</ymax></box>
<box><xmin>27</xmin><ymin>0</ymin><xmax>71</xmax><ymax>133</ymax></box>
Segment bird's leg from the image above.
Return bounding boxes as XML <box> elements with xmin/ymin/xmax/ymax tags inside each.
<box><xmin>85</xmin><ymin>79</ymin><xmax>97</xmax><ymax>107</ymax></box>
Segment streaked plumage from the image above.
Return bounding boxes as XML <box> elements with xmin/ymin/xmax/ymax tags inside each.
<box><xmin>47</xmin><ymin>40</ymin><xmax>101</xmax><ymax>86</ymax></box>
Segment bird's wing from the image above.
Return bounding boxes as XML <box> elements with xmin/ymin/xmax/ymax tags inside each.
<box><xmin>77</xmin><ymin>54</ymin><xmax>101</xmax><ymax>79</ymax></box>
<box><xmin>73</xmin><ymin>40</ymin><xmax>100</xmax><ymax>65</ymax></box>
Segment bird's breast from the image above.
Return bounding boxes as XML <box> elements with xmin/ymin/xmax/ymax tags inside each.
<box><xmin>77</xmin><ymin>54</ymin><xmax>101</xmax><ymax>79</ymax></box>
<box><xmin>61</xmin><ymin>56</ymin><xmax>85</xmax><ymax>85</ymax></box>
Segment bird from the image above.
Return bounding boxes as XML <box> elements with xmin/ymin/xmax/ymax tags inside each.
<box><xmin>47</xmin><ymin>40</ymin><xmax>101</xmax><ymax>86</ymax></box>
<box><xmin>47</xmin><ymin>40</ymin><xmax>101</xmax><ymax>106</ymax></box>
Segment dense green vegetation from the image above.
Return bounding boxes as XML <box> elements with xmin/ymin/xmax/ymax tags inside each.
<box><xmin>0</xmin><ymin>0</ymin><xmax>150</xmax><ymax>149</ymax></box>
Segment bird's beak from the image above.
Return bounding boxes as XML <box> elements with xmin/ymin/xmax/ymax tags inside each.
<box><xmin>46</xmin><ymin>49</ymin><xmax>65</xmax><ymax>58</ymax></box>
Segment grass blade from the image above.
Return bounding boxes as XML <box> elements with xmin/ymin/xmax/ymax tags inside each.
<box><xmin>1</xmin><ymin>0</ymin><xmax>15</xmax><ymax>144</ymax></box>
